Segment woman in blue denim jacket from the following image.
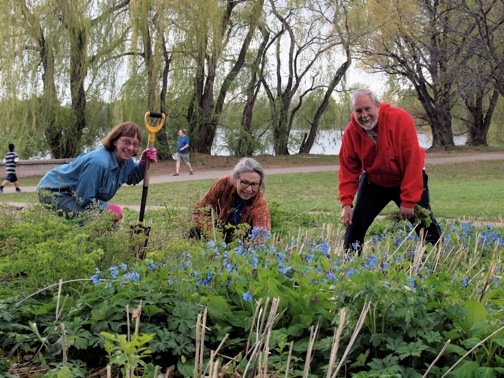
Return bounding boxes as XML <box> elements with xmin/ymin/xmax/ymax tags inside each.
<box><xmin>37</xmin><ymin>122</ymin><xmax>156</xmax><ymax>220</ymax></box>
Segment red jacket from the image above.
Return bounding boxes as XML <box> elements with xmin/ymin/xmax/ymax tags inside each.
<box><xmin>193</xmin><ymin>175</ymin><xmax>271</xmax><ymax>232</ymax></box>
<box><xmin>338</xmin><ymin>103</ymin><xmax>425</xmax><ymax>209</ymax></box>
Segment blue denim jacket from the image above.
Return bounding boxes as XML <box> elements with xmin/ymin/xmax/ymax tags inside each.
<box><xmin>37</xmin><ymin>148</ymin><xmax>145</xmax><ymax>210</ymax></box>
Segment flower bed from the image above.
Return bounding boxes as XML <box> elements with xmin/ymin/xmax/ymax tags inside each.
<box><xmin>0</xmin><ymin>205</ymin><xmax>503</xmax><ymax>377</ymax></box>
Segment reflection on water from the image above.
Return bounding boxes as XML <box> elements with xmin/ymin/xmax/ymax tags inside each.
<box><xmin>211</xmin><ymin>128</ymin><xmax>467</xmax><ymax>156</ymax></box>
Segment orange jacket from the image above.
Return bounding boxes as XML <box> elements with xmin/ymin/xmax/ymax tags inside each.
<box><xmin>193</xmin><ymin>175</ymin><xmax>271</xmax><ymax>232</ymax></box>
<box><xmin>338</xmin><ymin>103</ymin><xmax>425</xmax><ymax>209</ymax></box>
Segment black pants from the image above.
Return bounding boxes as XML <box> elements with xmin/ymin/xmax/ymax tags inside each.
<box><xmin>343</xmin><ymin>171</ymin><xmax>442</xmax><ymax>251</ymax></box>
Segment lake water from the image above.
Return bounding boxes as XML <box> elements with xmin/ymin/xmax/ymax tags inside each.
<box><xmin>211</xmin><ymin>129</ymin><xmax>467</xmax><ymax>156</ymax></box>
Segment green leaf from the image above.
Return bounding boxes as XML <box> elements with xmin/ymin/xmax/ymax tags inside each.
<box><xmin>474</xmin><ymin>366</ymin><xmax>498</xmax><ymax>377</ymax></box>
<box><xmin>350</xmin><ymin>349</ymin><xmax>370</xmax><ymax>368</ymax></box>
<box><xmin>368</xmin><ymin>355</ymin><xmax>400</xmax><ymax>371</ymax></box>
<box><xmin>446</xmin><ymin>344</ymin><xmax>469</xmax><ymax>356</ymax></box>
<box><xmin>464</xmin><ymin>299</ymin><xmax>487</xmax><ymax>329</ymax></box>
<box><xmin>396</xmin><ymin>341</ymin><xmax>429</xmax><ymax>360</ymax></box>
<box><xmin>450</xmin><ymin>360</ymin><xmax>480</xmax><ymax>378</ymax></box>
<box><xmin>461</xmin><ymin>337</ymin><xmax>483</xmax><ymax>349</ymax></box>
<box><xmin>204</xmin><ymin>294</ymin><xmax>232</xmax><ymax>321</ymax></box>
<box><xmin>492</xmin><ymin>338</ymin><xmax>504</xmax><ymax>348</ymax></box>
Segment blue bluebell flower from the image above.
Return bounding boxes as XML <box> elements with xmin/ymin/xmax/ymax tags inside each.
<box><xmin>90</xmin><ymin>273</ymin><xmax>101</xmax><ymax>285</ymax></box>
<box><xmin>109</xmin><ymin>266</ymin><xmax>119</xmax><ymax>279</ymax></box>
<box><xmin>243</xmin><ymin>291</ymin><xmax>253</xmax><ymax>302</ymax></box>
<box><xmin>319</xmin><ymin>242</ymin><xmax>329</xmax><ymax>254</ymax></box>
<box><xmin>326</xmin><ymin>271</ymin><xmax>337</xmax><ymax>281</ymax></box>
<box><xmin>278</xmin><ymin>266</ymin><xmax>293</xmax><ymax>275</ymax></box>
<box><xmin>407</xmin><ymin>277</ymin><xmax>416</xmax><ymax>290</ymax></box>
<box><xmin>394</xmin><ymin>235</ymin><xmax>402</xmax><ymax>247</ymax></box>
<box><xmin>346</xmin><ymin>268</ymin><xmax>356</xmax><ymax>277</ymax></box>
<box><xmin>123</xmin><ymin>272</ymin><xmax>140</xmax><ymax>283</ymax></box>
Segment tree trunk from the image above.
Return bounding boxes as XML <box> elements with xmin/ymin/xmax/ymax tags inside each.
<box><xmin>464</xmin><ymin>88</ymin><xmax>499</xmax><ymax>146</ymax></box>
<box><xmin>189</xmin><ymin>0</ymin><xmax>262</xmax><ymax>154</ymax></box>
<box><xmin>299</xmin><ymin>58</ymin><xmax>351</xmax><ymax>154</ymax></box>
<box><xmin>414</xmin><ymin>80</ymin><xmax>455</xmax><ymax>148</ymax></box>
<box><xmin>239</xmin><ymin>25</ymin><xmax>270</xmax><ymax>156</ymax></box>
<box><xmin>68</xmin><ymin>27</ymin><xmax>88</xmax><ymax>157</ymax></box>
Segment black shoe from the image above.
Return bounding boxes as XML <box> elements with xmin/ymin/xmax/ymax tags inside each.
<box><xmin>173</xmin><ymin>173</ymin><xmax>179</xmax><ymax>176</ymax></box>
<box><xmin>16</xmin><ymin>188</ymin><xmax>22</xmax><ymax>192</ymax></box>
<box><xmin>190</xmin><ymin>171</ymin><xmax>194</xmax><ymax>175</ymax></box>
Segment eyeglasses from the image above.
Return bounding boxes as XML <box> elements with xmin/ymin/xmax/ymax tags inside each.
<box><xmin>238</xmin><ymin>178</ymin><xmax>260</xmax><ymax>189</ymax></box>
<box><xmin>119</xmin><ymin>138</ymin><xmax>141</xmax><ymax>148</ymax></box>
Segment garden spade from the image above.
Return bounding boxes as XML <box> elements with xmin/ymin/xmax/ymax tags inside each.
<box><xmin>134</xmin><ymin>111</ymin><xmax>165</xmax><ymax>258</ymax></box>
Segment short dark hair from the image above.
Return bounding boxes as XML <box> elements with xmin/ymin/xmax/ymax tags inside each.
<box><xmin>101</xmin><ymin>122</ymin><xmax>142</xmax><ymax>151</ymax></box>
<box><xmin>8</xmin><ymin>144</ymin><xmax>15</xmax><ymax>152</ymax></box>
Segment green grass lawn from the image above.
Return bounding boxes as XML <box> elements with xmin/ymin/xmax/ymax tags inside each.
<box><xmin>2</xmin><ymin>159</ymin><xmax>503</xmax><ymax>220</ymax></box>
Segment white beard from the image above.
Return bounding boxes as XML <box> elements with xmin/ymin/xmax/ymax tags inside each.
<box><xmin>357</xmin><ymin>110</ymin><xmax>379</xmax><ymax>131</ymax></box>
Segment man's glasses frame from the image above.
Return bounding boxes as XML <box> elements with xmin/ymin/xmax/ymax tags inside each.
<box><xmin>119</xmin><ymin>138</ymin><xmax>141</xmax><ymax>148</ymax></box>
<box><xmin>238</xmin><ymin>178</ymin><xmax>261</xmax><ymax>189</ymax></box>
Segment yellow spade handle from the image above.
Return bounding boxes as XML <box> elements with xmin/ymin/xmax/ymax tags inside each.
<box><xmin>144</xmin><ymin>112</ymin><xmax>166</xmax><ymax>144</ymax></box>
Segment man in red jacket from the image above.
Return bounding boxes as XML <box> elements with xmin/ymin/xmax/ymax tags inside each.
<box><xmin>339</xmin><ymin>88</ymin><xmax>441</xmax><ymax>252</ymax></box>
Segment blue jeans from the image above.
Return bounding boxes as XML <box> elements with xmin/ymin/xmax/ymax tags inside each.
<box><xmin>343</xmin><ymin>171</ymin><xmax>442</xmax><ymax>251</ymax></box>
<box><xmin>38</xmin><ymin>190</ymin><xmax>88</xmax><ymax>220</ymax></box>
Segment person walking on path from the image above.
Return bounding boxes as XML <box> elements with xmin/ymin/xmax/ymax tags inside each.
<box><xmin>174</xmin><ymin>129</ymin><xmax>193</xmax><ymax>176</ymax></box>
<box><xmin>338</xmin><ymin>88</ymin><xmax>442</xmax><ymax>252</ymax></box>
<box><xmin>37</xmin><ymin>122</ymin><xmax>157</xmax><ymax>220</ymax></box>
<box><xmin>1</xmin><ymin>143</ymin><xmax>22</xmax><ymax>193</ymax></box>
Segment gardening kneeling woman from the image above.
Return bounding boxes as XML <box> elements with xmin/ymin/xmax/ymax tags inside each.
<box><xmin>37</xmin><ymin>122</ymin><xmax>157</xmax><ymax>221</ymax></box>
<box><xmin>191</xmin><ymin>157</ymin><xmax>271</xmax><ymax>243</ymax></box>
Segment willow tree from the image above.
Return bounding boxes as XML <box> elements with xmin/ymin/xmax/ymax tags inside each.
<box><xmin>0</xmin><ymin>0</ymin><xmax>131</xmax><ymax>158</ymax></box>
<box><xmin>453</xmin><ymin>0</ymin><xmax>503</xmax><ymax>145</ymax></box>
<box><xmin>177</xmin><ymin>0</ymin><xmax>265</xmax><ymax>154</ymax></box>
<box><xmin>125</xmin><ymin>0</ymin><xmax>179</xmax><ymax>159</ymax></box>
<box><xmin>258</xmin><ymin>0</ymin><xmax>352</xmax><ymax>155</ymax></box>
<box><xmin>298</xmin><ymin>0</ymin><xmax>354</xmax><ymax>154</ymax></box>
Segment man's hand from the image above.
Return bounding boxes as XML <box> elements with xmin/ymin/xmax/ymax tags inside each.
<box><xmin>399</xmin><ymin>206</ymin><xmax>414</xmax><ymax>220</ymax></box>
<box><xmin>341</xmin><ymin>205</ymin><xmax>353</xmax><ymax>227</ymax></box>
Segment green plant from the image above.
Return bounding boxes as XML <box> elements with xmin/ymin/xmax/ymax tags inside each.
<box><xmin>101</xmin><ymin>331</ymin><xmax>155</xmax><ymax>377</ymax></box>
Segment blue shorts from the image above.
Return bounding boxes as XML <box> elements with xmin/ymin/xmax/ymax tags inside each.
<box><xmin>5</xmin><ymin>173</ymin><xmax>18</xmax><ymax>182</ymax></box>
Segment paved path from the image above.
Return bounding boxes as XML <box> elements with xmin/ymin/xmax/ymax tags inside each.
<box><xmin>1</xmin><ymin>152</ymin><xmax>503</xmax><ymax>211</ymax></box>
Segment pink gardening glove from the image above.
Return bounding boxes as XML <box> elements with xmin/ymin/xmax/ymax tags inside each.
<box><xmin>140</xmin><ymin>147</ymin><xmax>157</xmax><ymax>164</ymax></box>
<box><xmin>106</xmin><ymin>204</ymin><xmax>123</xmax><ymax>220</ymax></box>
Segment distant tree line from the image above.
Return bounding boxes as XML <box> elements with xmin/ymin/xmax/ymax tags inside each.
<box><xmin>0</xmin><ymin>0</ymin><xmax>502</xmax><ymax>159</ymax></box>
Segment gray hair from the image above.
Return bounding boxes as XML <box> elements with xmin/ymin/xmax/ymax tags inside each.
<box><xmin>232</xmin><ymin>157</ymin><xmax>266</xmax><ymax>189</ymax></box>
<box><xmin>351</xmin><ymin>88</ymin><xmax>380</xmax><ymax>110</ymax></box>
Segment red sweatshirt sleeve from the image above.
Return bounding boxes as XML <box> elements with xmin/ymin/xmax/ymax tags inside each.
<box><xmin>392</xmin><ymin>110</ymin><xmax>425</xmax><ymax>208</ymax></box>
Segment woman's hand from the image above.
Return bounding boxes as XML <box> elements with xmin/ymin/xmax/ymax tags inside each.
<box><xmin>140</xmin><ymin>148</ymin><xmax>157</xmax><ymax>164</ymax></box>
<box><xmin>107</xmin><ymin>203</ymin><xmax>123</xmax><ymax>220</ymax></box>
